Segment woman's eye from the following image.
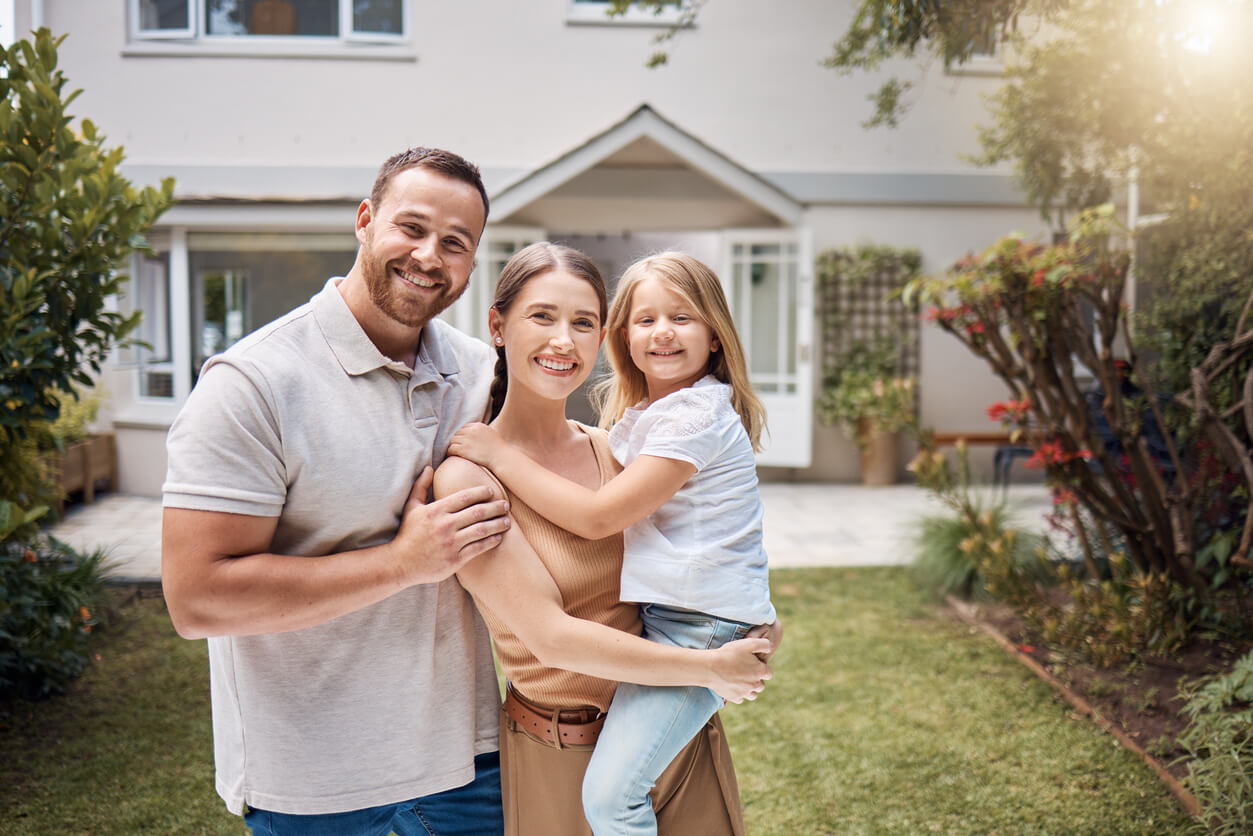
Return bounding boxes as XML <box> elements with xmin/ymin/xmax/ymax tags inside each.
<box><xmin>575</xmin><ymin>319</ymin><xmax>596</xmax><ymax>329</ymax></box>
<box><xmin>531</xmin><ymin>312</ymin><xmax>552</xmax><ymax>322</ymax></box>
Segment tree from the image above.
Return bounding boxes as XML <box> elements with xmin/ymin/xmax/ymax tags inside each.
<box><xmin>1</xmin><ymin>29</ymin><xmax>174</xmax><ymax>537</ymax></box>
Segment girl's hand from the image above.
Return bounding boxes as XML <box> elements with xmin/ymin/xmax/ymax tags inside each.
<box><xmin>707</xmin><ymin>637</ymin><xmax>773</xmax><ymax>704</ymax></box>
<box><xmin>747</xmin><ymin>617</ymin><xmax>783</xmax><ymax>662</ymax></box>
<box><xmin>448</xmin><ymin>422</ymin><xmax>503</xmax><ymax>468</ymax></box>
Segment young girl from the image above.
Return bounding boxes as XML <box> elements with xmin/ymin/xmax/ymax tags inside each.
<box><xmin>450</xmin><ymin>251</ymin><xmax>776</xmax><ymax>836</ymax></box>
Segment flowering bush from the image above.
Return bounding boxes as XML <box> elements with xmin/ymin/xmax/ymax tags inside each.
<box><xmin>1</xmin><ymin>537</ymin><xmax>109</xmax><ymax>700</ymax></box>
<box><xmin>906</xmin><ymin>205</ymin><xmax>1253</xmax><ymax>660</ymax></box>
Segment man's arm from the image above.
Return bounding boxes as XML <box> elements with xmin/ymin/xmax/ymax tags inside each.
<box><xmin>435</xmin><ymin>457</ymin><xmax>772</xmax><ymax>703</ymax></box>
<box><xmin>162</xmin><ymin>467</ymin><xmax>511</xmax><ymax>639</ymax></box>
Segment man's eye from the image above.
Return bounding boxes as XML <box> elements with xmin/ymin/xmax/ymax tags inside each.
<box><xmin>444</xmin><ymin>238</ymin><xmax>466</xmax><ymax>252</ymax></box>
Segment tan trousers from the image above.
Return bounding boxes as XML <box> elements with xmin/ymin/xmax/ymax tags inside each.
<box><xmin>499</xmin><ymin>705</ymin><xmax>745</xmax><ymax>836</ymax></box>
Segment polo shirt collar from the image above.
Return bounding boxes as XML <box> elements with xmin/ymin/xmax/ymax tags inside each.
<box><xmin>312</xmin><ymin>278</ymin><xmax>461</xmax><ymax>381</ymax></box>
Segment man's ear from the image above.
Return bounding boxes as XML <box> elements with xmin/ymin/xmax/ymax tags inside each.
<box><xmin>354</xmin><ymin>199</ymin><xmax>373</xmax><ymax>245</ymax></box>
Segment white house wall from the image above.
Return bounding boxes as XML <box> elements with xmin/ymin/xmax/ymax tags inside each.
<box><xmin>21</xmin><ymin>1</ymin><xmax>1054</xmax><ymax>493</ymax></box>
<box><xmin>37</xmin><ymin>1</ymin><xmax>1010</xmax><ymax>196</ymax></box>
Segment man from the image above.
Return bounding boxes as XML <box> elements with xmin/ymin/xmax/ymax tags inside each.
<box><xmin>162</xmin><ymin>147</ymin><xmax>511</xmax><ymax>835</ymax></box>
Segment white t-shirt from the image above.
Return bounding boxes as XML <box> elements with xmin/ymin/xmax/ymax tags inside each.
<box><xmin>608</xmin><ymin>375</ymin><xmax>776</xmax><ymax>625</ymax></box>
<box><xmin>163</xmin><ymin>279</ymin><xmax>500</xmax><ymax>816</ymax></box>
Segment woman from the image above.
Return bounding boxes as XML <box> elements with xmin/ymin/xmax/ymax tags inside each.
<box><xmin>434</xmin><ymin>243</ymin><xmax>777</xmax><ymax>835</ymax></box>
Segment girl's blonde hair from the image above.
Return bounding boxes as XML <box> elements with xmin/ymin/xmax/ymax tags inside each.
<box><xmin>596</xmin><ymin>251</ymin><xmax>767</xmax><ymax>451</ymax></box>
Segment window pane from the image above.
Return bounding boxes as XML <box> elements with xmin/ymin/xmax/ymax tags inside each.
<box><xmin>748</xmin><ymin>261</ymin><xmax>781</xmax><ymax>378</ymax></box>
<box><xmin>206</xmin><ymin>0</ymin><xmax>338</xmax><ymax>37</ymax></box>
<box><xmin>139</xmin><ymin>0</ymin><xmax>190</xmax><ymax>31</ymax></box>
<box><xmin>354</xmin><ymin>0</ymin><xmax>402</xmax><ymax>34</ymax></box>
<box><xmin>125</xmin><ymin>253</ymin><xmax>176</xmax><ymax>399</ymax></box>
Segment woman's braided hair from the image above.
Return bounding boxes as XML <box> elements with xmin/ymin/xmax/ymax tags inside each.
<box><xmin>487</xmin><ymin>243</ymin><xmax>607</xmax><ymax>420</ymax></box>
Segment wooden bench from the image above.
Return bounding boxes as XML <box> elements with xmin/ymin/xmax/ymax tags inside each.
<box><xmin>929</xmin><ymin>431</ymin><xmax>1032</xmax><ymax>492</ymax></box>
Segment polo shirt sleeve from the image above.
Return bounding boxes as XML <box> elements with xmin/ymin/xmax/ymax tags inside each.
<box><xmin>163</xmin><ymin>357</ymin><xmax>287</xmax><ymax>517</ymax></box>
<box><xmin>635</xmin><ymin>386</ymin><xmax>731</xmax><ymax>471</ymax></box>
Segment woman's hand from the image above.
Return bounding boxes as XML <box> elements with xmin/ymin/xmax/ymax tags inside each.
<box><xmin>448</xmin><ymin>422</ymin><xmax>504</xmax><ymax>468</ymax></box>
<box><xmin>706</xmin><ymin>636</ymin><xmax>774</xmax><ymax>704</ymax></box>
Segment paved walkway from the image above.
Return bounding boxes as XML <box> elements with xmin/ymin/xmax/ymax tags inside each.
<box><xmin>47</xmin><ymin>483</ymin><xmax>1055</xmax><ymax>582</ymax></box>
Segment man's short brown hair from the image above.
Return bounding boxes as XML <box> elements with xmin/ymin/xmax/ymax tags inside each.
<box><xmin>370</xmin><ymin>147</ymin><xmax>490</xmax><ymax>224</ymax></box>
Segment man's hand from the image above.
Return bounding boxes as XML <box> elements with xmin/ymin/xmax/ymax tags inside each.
<box><xmin>389</xmin><ymin>465</ymin><xmax>511</xmax><ymax>585</ymax></box>
<box><xmin>447</xmin><ymin>422</ymin><xmax>505</xmax><ymax>469</ymax></box>
<box><xmin>707</xmin><ymin>636</ymin><xmax>774</xmax><ymax>704</ymax></box>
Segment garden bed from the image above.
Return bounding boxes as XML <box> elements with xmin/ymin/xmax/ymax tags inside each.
<box><xmin>949</xmin><ymin>597</ymin><xmax>1253</xmax><ymax>785</ymax></box>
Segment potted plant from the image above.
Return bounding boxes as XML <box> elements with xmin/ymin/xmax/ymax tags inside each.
<box><xmin>818</xmin><ymin>339</ymin><xmax>917</xmax><ymax>485</ymax></box>
<box><xmin>40</xmin><ymin>388</ymin><xmax>115</xmax><ymax>514</ymax></box>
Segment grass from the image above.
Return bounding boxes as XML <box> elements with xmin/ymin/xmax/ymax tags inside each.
<box><xmin>0</xmin><ymin>570</ymin><xmax>1194</xmax><ymax>835</ymax></box>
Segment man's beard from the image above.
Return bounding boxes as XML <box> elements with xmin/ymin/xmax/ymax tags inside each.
<box><xmin>361</xmin><ymin>246</ymin><xmax>466</xmax><ymax>328</ymax></box>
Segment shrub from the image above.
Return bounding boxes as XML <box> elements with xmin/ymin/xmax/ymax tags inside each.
<box><xmin>1</xmin><ymin>30</ymin><xmax>172</xmax><ymax>541</ymax></box>
<box><xmin>909</xmin><ymin>442</ymin><xmax>1045</xmax><ymax>601</ymax></box>
<box><xmin>1177</xmin><ymin>651</ymin><xmax>1253</xmax><ymax>835</ymax></box>
<box><xmin>905</xmin><ymin>207</ymin><xmax>1252</xmax><ymax>651</ymax></box>
<box><xmin>0</xmin><ymin>538</ymin><xmax>111</xmax><ymax>700</ymax></box>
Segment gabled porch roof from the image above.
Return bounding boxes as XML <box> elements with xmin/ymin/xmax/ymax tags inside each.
<box><xmin>490</xmin><ymin>105</ymin><xmax>804</xmax><ymax>228</ymax></box>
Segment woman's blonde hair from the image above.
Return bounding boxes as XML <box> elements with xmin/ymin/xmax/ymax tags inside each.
<box><xmin>596</xmin><ymin>251</ymin><xmax>767</xmax><ymax>451</ymax></box>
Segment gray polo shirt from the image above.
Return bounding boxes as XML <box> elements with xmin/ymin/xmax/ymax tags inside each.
<box><xmin>164</xmin><ymin>278</ymin><xmax>499</xmax><ymax>816</ymax></box>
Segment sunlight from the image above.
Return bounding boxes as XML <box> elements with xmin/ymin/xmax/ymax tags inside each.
<box><xmin>1166</xmin><ymin>0</ymin><xmax>1244</xmax><ymax>54</ymax></box>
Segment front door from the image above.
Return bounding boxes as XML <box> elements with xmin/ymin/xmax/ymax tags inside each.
<box><xmin>721</xmin><ymin>229</ymin><xmax>814</xmax><ymax>468</ymax></box>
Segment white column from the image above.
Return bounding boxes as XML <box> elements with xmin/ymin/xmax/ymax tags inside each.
<box><xmin>169</xmin><ymin>228</ymin><xmax>194</xmax><ymax>403</ymax></box>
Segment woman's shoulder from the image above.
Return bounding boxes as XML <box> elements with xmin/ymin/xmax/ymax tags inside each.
<box><xmin>433</xmin><ymin>454</ymin><xmax>506</xmax><ymax>500</ymax></box>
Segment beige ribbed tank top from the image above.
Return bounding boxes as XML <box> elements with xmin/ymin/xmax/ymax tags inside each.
<box><xmin>472</xmin><ymin>422</ymin><xmax>640</xmax><ymax>713</ymax></box>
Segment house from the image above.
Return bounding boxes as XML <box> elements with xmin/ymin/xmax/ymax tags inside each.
<box><xmin>12</xmin><ymin>0</ymin><xmax>1052</xmax><ymax>495</ymax></box>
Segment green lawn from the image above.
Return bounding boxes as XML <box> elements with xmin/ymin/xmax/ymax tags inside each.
<box><xmin>1</xmin><ymin>569</ymin><xmax>1193</xmax><ymax>835</ymax></box>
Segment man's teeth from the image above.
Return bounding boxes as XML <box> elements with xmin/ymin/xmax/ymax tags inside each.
<box><xmin>537</xmin><ymin>358</ymin><xmax>575</xmax><ymax>371</ymax></box>
<box><xmin>397</xmin><ymin>268</ymin><xmax>437</xmax><ymax>288</ymax></box>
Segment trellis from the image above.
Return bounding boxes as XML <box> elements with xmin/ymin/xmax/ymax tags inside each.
<box><xmin>816</xmin><ymin>244</ymin><xmax>923</xmax><ymax>385</ymax></box>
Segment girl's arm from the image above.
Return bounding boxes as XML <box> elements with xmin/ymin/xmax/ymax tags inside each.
<box><xmin>448</xmin><ymin>423</ymin><xmax>693</xmax><ymax>540</ymax></box>
<box><xmin>434</xmin><ymin>456</ymin><xmax>773</xmax><ymax>702</ymax></box>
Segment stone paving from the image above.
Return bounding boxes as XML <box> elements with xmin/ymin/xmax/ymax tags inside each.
<box><xmin>47</xmin><ymin>483</ymin><xmax>1055</xmax><ymax>582</ymax></box>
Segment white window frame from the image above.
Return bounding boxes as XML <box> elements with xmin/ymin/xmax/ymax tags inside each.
<box><xmin>129</xmin><ymin>0</ymin><xmax>407</xmax><ymax>45</ymax></box>
<box><xmin>567</xmin><ymin>0</ymin><xmax>688</xmax><ymax>27</ymax></box>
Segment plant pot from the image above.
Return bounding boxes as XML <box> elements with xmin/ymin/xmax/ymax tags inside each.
<box><xmin>50</xmin><ymin>432</ymin><xmax>116</xmax><ymax>514</ymax></box>
<box><xmin>858</xmin><ymin>419</ymin><xmax>898</xmax><ymax>486</ymax></box>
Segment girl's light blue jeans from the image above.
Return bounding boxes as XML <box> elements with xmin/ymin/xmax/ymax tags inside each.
<box><xmin>581</xmin><ymin>603</ymin><xmax>752</xmax><ymax>836</ymax></box>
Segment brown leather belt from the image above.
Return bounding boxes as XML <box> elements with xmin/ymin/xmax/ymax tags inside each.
<box><xmin>503</xmin><ymin>684</ymin><xmax>606</xmax><ymax>746</ymax></box>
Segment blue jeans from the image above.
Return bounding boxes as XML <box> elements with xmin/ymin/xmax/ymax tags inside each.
<box><xmin>244</xmin><ymin>751</ymin><xmax>503</xmax><ymax>836</ymax></box>
<box><xmin>581</xmin><ymin>604</ymin><xmax>752</xmax><ymax>836</ymax></box>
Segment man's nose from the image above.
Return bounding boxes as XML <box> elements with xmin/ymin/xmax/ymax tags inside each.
<box><xmin>411</xmin><ymin>236</ymin><xmax>440</xmax><ymax>268</ymax></box>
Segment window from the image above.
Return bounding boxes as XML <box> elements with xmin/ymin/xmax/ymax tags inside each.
<box><xmin>118</xmin><ymin>252</ymin><xmax>176</xmax><ymax>399</ymax></box>
<box><xmin>187</xmin><ymin>233</ymin><xmax>356</xmax><ymax>384</ymax></box>
<box><xmin>567</xmin><ymin>0</ymin><xmax>686</xmax><ymax>26</ymax></box>
<box><xmin>131</xmin><ymin>0</ymin><xmax>404</xmax><ymax>42</ymax></box>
